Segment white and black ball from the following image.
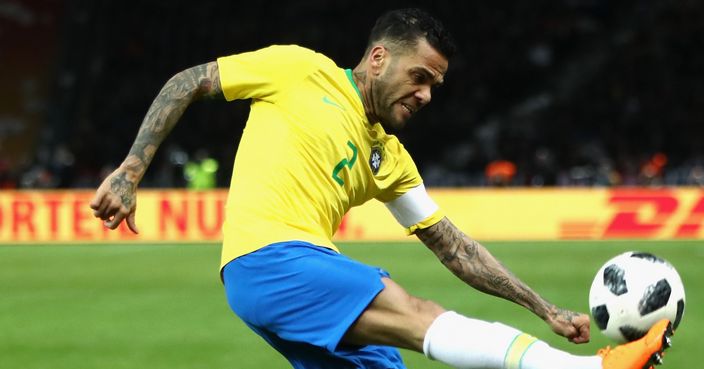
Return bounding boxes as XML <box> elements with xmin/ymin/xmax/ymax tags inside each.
<box><xmin>588</xmin><ymin>251</ymin><xmax>685</xmax><ymax>343</ymax></box>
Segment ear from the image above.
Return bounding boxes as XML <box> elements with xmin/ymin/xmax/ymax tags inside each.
<box><xmin>368</xmin><ymin>45</ymin><xmax>387</xmax><ymax>75</ymax></box>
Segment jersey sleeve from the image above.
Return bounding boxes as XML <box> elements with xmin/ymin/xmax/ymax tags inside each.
<box><xmin>384</xmin><ymin>184</ymin><xmax>444</xmax><ymax>235</ymax></box>
<box><xmin>376</xmin><ymin>142</ymin><xmax>444</xmax><ymax>234</ymax></box>
<box><xmin>216</xmin><ymin>45</ymin><xmax>318</xmax><ymax>102</ymax></box>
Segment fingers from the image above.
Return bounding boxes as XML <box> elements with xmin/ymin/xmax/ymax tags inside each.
<box><xmin>550</xmin><ymin>311</ymin><xmax>591</xmax><ymax>344</ymax></box>
<box><xmin>104</xmin><ymin>207</ymin><xmax>128</xmax><ymax>230</ymax></box>
<box><xmin>126</xmin><ymin>212</ymin><xmax>139</xmax><ymax>234</ymax></box>
<box><xmin>90</xmin><ymin>169</ymin><xmax>140</xmax><ymax>233</ymax></box>
<box><xmin>577</xmin><ymin>322</ymin><xmax>590</xmax><ymax>343</ymax></box>
<box><xmin>89</xmin><ymin>192</ymin><xmax>104</xmax><ymax>210</ymax></box>
<box><xmin>567</xmin><ymin>320</ymin><xmax>591</xmax><ymax>344</ymax></box>
<box><xmin>90</xmin><ymin>191</ymin><xmax>138</xmax><ymax>232</ymax></box>
<box><xmin>91</xmin><ymin>195</ymin><xmax>121</xmax><ymax>221</ymax></box>
<box><xmin>92</xmin><ymin>196</ymin><xmax>113</xmax><ymax>219</ymax></box>
<box><xmin>569</xmin><ymin>332</ymin><xmax>590</xmax><ymax>344</ymax></box>
<box><xmin>100</xmin><ymin>208</ymin><xmax>138</xmax><ymax>233</ymax></box>
<box><xmin>562</xmin><ymin>325</ymin><xmax>578</xmax><ymax>342</ymax></box>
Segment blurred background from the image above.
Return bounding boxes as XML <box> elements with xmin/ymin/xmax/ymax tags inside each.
<box><xmin>2</xmin><ymin>0</ymin><xmax>703</xmax><ymax>190</ymax></box>
<box><xmin>2</xmin><ymin>2</ymin><xmax>703</xmax><ymax>369</ymax></box>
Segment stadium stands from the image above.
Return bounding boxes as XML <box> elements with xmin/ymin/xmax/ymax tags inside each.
<box><xmin>3</xmin><ymin>0</ymin><xmax>703</xmax><ymax>188</ymax></box>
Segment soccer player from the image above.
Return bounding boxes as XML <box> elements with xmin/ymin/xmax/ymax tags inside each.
<box><xmin>90</xmin><ymin>8</ymin><xmax>672</xmax><ymax>369</ymax></box>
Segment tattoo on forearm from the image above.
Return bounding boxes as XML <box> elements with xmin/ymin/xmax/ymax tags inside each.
<box><xmin>553</xmin><ymin>306</ymin><xmax>578</xmax><ymax>322</ymax></box>
<box><xmin>122</xmin><ymin>62</ymin><xmax>222</xmax><ymax>186</ymax></box>
<box><xmin>416</xmin><ymin>218</ymin><xmax>550</xmax><ymax>319</ymax></box>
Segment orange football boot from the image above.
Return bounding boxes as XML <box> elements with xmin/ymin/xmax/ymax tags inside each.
<box><xmin>598</xmin><ymin>319</ymin><xmax>673</xmax><ymax>369</ymax></box>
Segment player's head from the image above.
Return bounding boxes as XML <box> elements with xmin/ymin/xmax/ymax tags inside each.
<box><xmin>365</xmin><ymin>8</ymin><xmax>456</xmax><ymax>62</ymax></box>
<box><xmin>360</xmin><ymin>8</ymin><xmax>456</xmax><ymax>130</ymax></box>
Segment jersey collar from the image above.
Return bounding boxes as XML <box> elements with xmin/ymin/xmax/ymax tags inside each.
<box><xmin>345</xmin><ymin>69</ymin><xmax>362</xmax><ymax>101</ymax></box>
<box><xmin>346</xmin><ymin>68</ymin><xmax>377</xmax><ymax>127</ymax></box>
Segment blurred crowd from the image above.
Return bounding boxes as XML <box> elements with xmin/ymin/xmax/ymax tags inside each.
<box><xmin>2</xmin><ymin>0</ymin><xmax>703</xmax><ymax>189</ymax></box>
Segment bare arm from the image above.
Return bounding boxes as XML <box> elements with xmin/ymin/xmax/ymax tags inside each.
<box><xmin>416</xmin><ymin>217</ymin><xmax>590</xmax><ymax>343</ymax></box>
<box><xmin>122</xmin><ymin>62</ymin><xmax>223</xmax><ymax>187</ymax></box>
<box><xmin>90</xmin><ymin>62</ymin><xmax>223</xmax><ymax>231</ymax></box>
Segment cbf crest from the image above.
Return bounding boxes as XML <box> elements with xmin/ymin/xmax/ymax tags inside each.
<box><xmin>369</xmin><ymin>141</ymin><xmax>385</xmax><ymax>175</ymax></box>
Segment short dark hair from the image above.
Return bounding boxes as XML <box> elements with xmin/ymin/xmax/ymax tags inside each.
<box><xmin>366</xmin><ymin>8</ymin><xmax>456</xmax><ymax>59</ymax></box>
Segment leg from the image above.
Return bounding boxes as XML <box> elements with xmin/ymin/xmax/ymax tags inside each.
<box><xmin>222</xmin><ymin>242</ymin><xmax>409</xmax><ymax>368</ymax></box>
<box><xmin>224</xmin><ymin>242</ymin><xmax>672</xmax><ymax>369</ymax></box>
<box><xmin>343</xmin><ymin>277</ymin><xmax>602</xmax><ymax>369</ymax></box>
<box><xmin>342</xmin><ymin>277</ymin><xmax>445</xmax><ymax>351</ymax></box>
<box><xmin>343</xmin><ymin>278</ymin><xmax>674</xmax><ymax>369</ymax></box>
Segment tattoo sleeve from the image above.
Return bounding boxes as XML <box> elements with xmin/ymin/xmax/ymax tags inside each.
<box><xmin>415</xmin><ymin>217</ymin><xmax>554</xmax><ymax>321</ymax></box>
<box><xmin>116</xmin><ymin>62</ymin><xmax>223</xmax><ymax>188</ymax></box>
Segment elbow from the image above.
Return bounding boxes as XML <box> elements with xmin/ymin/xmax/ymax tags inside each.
<box><xmin>162</xmin><ymin>71</ymin><xmax>200</xmax><ymax>103</ymax></box>
<box><xmin>165</xmin><ymin>65</ymin><xmax>215</xmax><ymax>101</ymax></box>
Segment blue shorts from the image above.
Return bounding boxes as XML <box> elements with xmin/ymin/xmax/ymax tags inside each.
<box><xmin>222</xmin><ymin>241</ymin><xmax>406</xmax><ymax>369</ymax></box>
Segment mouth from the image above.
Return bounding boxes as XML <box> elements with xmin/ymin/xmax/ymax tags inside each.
<box><xmin>400</xmin><ymin>102</ymin><xmax>416</xmax><ymax>116</ymax></box>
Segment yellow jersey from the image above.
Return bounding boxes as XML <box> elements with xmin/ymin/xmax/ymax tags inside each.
<box><xmin>217</xmin><ymin>45</ymin><xmax>441</xmax><ymax>269</ymax></box>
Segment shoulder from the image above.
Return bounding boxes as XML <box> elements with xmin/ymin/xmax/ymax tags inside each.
<box><xmin>375</xmin><ymin>128</ymin><xmax>414</xmax><ymax>161</ymax></box>
<box><xmin>258</xmin><ymin>44</ymin><xmax>316</xmax><ymax>57</ymax></box>
<box><xmin>218</xmin><ymin>44</ymin><xmax>333</xmax><ymax>68</ymax></box>
<box><xmin>253</xmin><ymin>45</ymin><xmax>337</xmax><ymax>68</ymax></box>
<box><xmin>216</xmin><ymin>45</ymin><xmax>340</xmax><ymax>98</ymax></box>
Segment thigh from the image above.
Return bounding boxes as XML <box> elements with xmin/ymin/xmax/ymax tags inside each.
<box><xmin>343</xmin><ymin>277</ymin><xmax>446</xmax><ymax>352</ymax></box>
<box><xmin>222</xmin><ymin>241</ymin><xmax>407</xmax><ymax>368</ymax></box>
<box><xmin>247</xmin><ymin>325</ymin><xmax>406</xmax><ymax>369</ymax></box>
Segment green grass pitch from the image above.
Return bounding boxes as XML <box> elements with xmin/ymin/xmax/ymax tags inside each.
<box><xmin>1</xmin><ymin>240</ymin><xmax>701</xmax><ymax>368</ymax></box>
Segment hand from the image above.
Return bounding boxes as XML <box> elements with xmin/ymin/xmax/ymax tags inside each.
<box><xmin>89</xmin><ymin>167</ymin><xmax>139</xmax><ymax>234</ymax></box>
<box><xmin>546</xmin><ymin>306</ymin><xmax>590</xmax><ymax>344</ymax></box>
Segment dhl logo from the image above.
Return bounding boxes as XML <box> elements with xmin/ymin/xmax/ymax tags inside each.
<box><xmin>561</xmin><ymin>189</ymin><xmax>704</xmax><ymax>239</ymax></box>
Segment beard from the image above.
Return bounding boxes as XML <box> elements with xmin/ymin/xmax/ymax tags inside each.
<box><xmin>370</xmin><ymin>73</ymin><xmax>406</xmax><ymax>131</ymax></box>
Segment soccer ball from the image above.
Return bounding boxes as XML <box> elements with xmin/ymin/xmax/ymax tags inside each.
<box><xmin>588</xmin><ymin>251</ymin><xmax>685</xmax><ymax>343</ymax></box>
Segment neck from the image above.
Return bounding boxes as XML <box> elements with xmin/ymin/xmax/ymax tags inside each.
<box><xmin>351</xmin><ymin>65</ymin><xmax>380</xmax><ymax>123</ymax></box>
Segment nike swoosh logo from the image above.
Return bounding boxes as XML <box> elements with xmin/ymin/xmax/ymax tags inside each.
<box><xmin>322</xmin><ymin>96</ymin><xmax>345</xmax><ymax>111</ymax></box>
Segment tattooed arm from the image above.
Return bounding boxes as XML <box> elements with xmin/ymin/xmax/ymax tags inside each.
<box><xmin>416</xmin><ymin>217</ymin><xmax>591</xmax><ymax>343</ymax></box>
<box><xmin>90</xmin><ymin>62</ymin><xmax>223</xmax><ymax>232</ymax></box>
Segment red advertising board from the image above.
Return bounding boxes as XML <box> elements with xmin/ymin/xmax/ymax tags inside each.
<box><xmin>1</xmin><ymin>188</ymin><xmax>703</xmax><ymax>243</ymax></box>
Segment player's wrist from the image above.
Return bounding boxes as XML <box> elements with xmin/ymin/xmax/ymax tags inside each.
<box><xmin>537</xmin><ymin>302</ymin><xmax>560</xmax><ymax>323</ymax></box>
<box><xmin>117</xmin><ymin>156</ymin><xmax>148</xmax><ymax>186</ymax></box>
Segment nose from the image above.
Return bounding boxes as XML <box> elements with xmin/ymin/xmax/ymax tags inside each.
<box><xmin>415</xmin><ymin>85</ymin><xmax>432</xmax><ymax>105</ymax></box>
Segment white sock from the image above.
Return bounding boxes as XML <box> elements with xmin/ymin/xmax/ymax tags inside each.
<box><xmin>520</xmin><ymin>341</ymin><xmax>602</xmax><ymax>369</ymax></box>
<box><xmin>423</xmin><ymin>311</ymin><xmax>602</xmax><ymax>369</ymax></box>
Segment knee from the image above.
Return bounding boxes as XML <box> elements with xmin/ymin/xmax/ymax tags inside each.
<box><xmin>343</xmin><ymin>278</ymin><xmax>447</xmax><ymax>351</ymax></box>
<box><xmin>392</xmin><ymin>296</ymin><xmax>446</xmax><ymax>351</ymax></box>
<box><xmin>410</xmin><ymin>296</ymin><xmax>444</xmax><ymax>318</ymax></box>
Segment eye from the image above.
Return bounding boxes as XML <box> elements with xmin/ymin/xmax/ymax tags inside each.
<box><xmin>412</xmin><ymin>72</ymin><xmax>426</xmax><ymax>84</ymax></box>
